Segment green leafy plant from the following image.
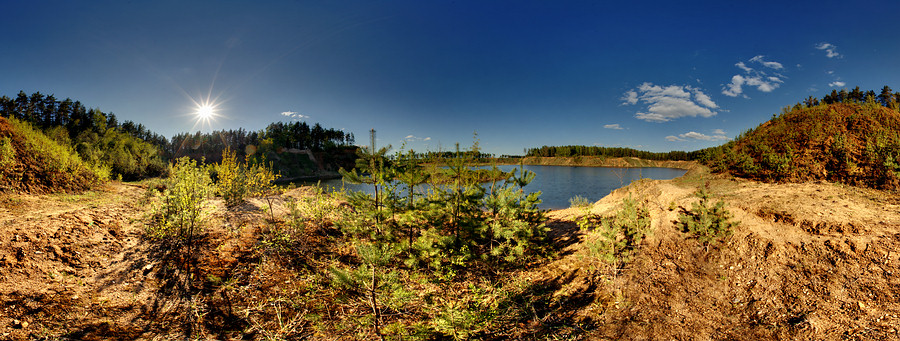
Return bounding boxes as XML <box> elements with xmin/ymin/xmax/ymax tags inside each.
<box><xmin>146</xmin><ymin>157</ymin><xmax>214</xmax><ymax>244</ymax></box>
<box><xmin>215</xmin><ymin>147</ymin><xmax>248</xmax><ymax>207</ymax></box>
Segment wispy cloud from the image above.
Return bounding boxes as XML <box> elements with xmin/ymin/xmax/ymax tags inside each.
<box><xmin>829</xmin><ymin>81</ymin><xmax>846</xmax><ymax>87</ymax></box>
<box><xmin>722</xmin><ymin>56</ymin><xmax>786</xmax><ymax>97</ymax></box>
<box><xmin>665</xmin><ymin>130</ymin><xmax>730</xmax><ymax>142</ymax></box>
<box><xmin>404</xmin><ymin>134</ymin><xmax>431</xmax><ymax>142</ymax></box>
<box><xmin>281</xmin><ymin>111</ymin><xmax>309</xmax><ymax>120</ymax></box>
<box><xmin>603</xmin><ymin>124</ymin><xmax>624</xmax><ymax>130</ymax></box>
<box><xmin>749</xmin><ymin>55</ymin><xmax>784</xmax><ymax>70</ymax></box>
<box><xmin>621</xmin><ymin>91</ymin><xmax>638</xmax><ymax>105</ymax></box>
<box><xmin>622</xmin><ymin>83</ymin><xmax>719</xmax><ymax>123</ymax></box>
<box><xmin>815</xmin><ymin>42</ymin><xmax>842</xmax><ymax>58</ymax></box>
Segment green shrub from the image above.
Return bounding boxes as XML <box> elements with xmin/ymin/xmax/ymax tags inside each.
<box><xmin>146</xmin><ymin>157</ymin><xmax>214</xmax><ymax>243</ymax></box>
<box><xmin>0</xmin><ymin>137</ymin><xmax>14</xmax><ymax>169</ymax></box>
<box><xmin>677</xmin><ymin>185</ymin><xmax>738</xmax><ymax>248</ymax></box>
<box><xmin>215</xmin><ymin>148</ymin><xmax>247</xmax><ymax>206</ymax></box>
<box><xmin>0</xmin><ymin>118</ymin><xmax>105</xmax><ymax>192</ymax></box>
<box><xmin>568</xmin><ymin>195</ymin><xmax>592</xmax><ymax>209</ymax></box>
<box><xmin>577</xmin><ymin>194</ymin><xmax>651</xmax><ymax>274</ymax></box>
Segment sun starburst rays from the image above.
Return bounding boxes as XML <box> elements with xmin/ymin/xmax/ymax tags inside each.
<box><xmin>188</xmin><ymin>97</ymin><xmax>222</xmax><ymax>133</ymax></box>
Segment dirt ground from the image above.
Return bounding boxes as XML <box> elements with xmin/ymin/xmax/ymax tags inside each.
<box><xmin>535</xmin><ymin>168</ymin><xmax>900</xmax><ymax>340</ymax></box>
<box><xmin>0</xmin><ymin>183</ymin><xmax>279</xmax><ymax>340</ymax></box>
<box><xmin>3</xmin><ymin>167</ymin><xmax>900</xmax><ymax>339</ymax></box>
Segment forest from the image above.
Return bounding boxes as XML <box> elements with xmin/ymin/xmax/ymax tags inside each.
<box><xmin>525</xmin><ymin>145</ymin><xmax>698</xmax><ymax>161</ymax></box>
<box><xmin>0</xmin><ymin>91</ymin><xmax>357</xmax><ymax>180</ymax></box>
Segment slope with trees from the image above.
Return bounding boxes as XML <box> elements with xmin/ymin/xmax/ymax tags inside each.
<box><xmin>700</xmin><ymin>89</ymin><xmax>900</xmax><ymax>189</ymax></box>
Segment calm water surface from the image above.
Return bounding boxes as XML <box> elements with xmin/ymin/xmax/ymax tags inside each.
<box><xmin>315</xmin><ymin>165</ymin><xmax>686</xmax><ymax>210</ymax></box>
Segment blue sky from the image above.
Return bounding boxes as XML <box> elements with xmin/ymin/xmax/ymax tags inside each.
<box><xmin>3</xmin><ymin>1</ymin><xmax>900</xmax><ymax>155</ymax></box>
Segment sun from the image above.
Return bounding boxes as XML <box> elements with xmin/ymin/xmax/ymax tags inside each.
<box><xmin>188</xmin><ymin>98</ymin><xmax>221</xmax><ymax>132</ymax></box>
<box><xmin>196</xmin><ymin>104</ymin><xmax>215</xmax><ymax>120</ymax></box>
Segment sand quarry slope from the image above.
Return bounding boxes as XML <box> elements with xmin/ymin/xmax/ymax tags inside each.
<box><xmin>1</xmin><ymin>167</ymin><xmax>900</xmax><ymax>339</ymax></box>
<box><xmin>539</xmin><ymin>167</ymin><xmax>900</xmax><ymax>339</ymax></box>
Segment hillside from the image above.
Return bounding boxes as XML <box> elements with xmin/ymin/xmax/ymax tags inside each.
<box><xmin>0</xmin><ymin>117</ymin><xmax>105</xmax><ymax>193</ymax></box>
<box><xmin>703</xmin><ymin>102</ymin><xmax>900</xmax><ymax>189</ymax></box>
<box><xmin>541</xmin><ymin>168</ymin><xmax>900</xmax><ymax>339</ymax></box>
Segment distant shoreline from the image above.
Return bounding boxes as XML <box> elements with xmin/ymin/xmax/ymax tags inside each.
<box><xmin>476</xmin><ymin>156</ymin><xmax>698</xmax><ymax>170</ymax></box>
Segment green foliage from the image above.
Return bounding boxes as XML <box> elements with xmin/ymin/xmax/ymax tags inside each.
<box><xmin>0</xmin><ymin>117</ymin><xmax>105</xmax><ymax>192</ymax></box>
<box><xmin>577</xmin><ymin>194</ymin><xmax>651</xmax><ymax>273</ymax></box>
<box><xmin>327</xmin><ymin>135</ymin><xmax>549</xmax><ymax>338</ymax></box>
<box><xmin>214</xmin><ymin>147</ymin><xmax>280</xmax><ymax>207</ymax></box>
<box><xmin>75</xmin><ymin>127</ymin><xmax>166</xmax><ymax>180</ymax></box>
<box><xmin>677</xmin><ymin>185</ymin><xmax>738</xmax><ymax>247</ymax></box>
<box><xmin>0</xmin><ymin>137</ymin><xmax>14</xmax><ymax>170</ymax></box>
<box><xmin>214</xmin><ymin>147</ymin><xmax>246</xmax><ymax>206</ymax></box>
<box><xmin>146</xmin><ymin>157</ymin><xmax>214</xmax><ymax>243</ymax></box>
<box><xmin>568</xmin><ymin>195</ymin><xmax>592</xmax><ymax>209</ymax></box>
<box><xmin>526</xmin><ymin>144</ymin><xmax>693</xmax><ymax>161</ymax></box>
<box><xmin>701</xmin><ymin>101</ymin><xmax>900</xmax><ymax>190</ymax></box>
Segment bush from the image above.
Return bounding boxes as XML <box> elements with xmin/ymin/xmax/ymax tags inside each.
<box><xmin>0</xmin><ymin>137</ymin><xmax>14</xmax><ymax>170</ymax></box>
<box><xmin>215</xmin><ymin>147</ymin><xmax>280</xmax><ymax>208</ymax></box>
<box><xmin>0</xmin><ymin>117</ymin><xmax>105</xmax><ymax>192</ymax></box>
<box><xmin>568</xmin><ymin>195</ymin><xmax>592</xmax><ymax>209</ymax></box>
<box><xmin>677</xmin><ymin>185</ymin><xmax>738</xmax><ymax>248</ymax></box>
<box><xmin>577</xmin><ymin>194</ymin><xmax>651</xmax><ymax>275</ymax></box>
<box><xmin>146</xmin><ymin>157</ymin><xmax>214</xmax><ymax>243</ymax></box>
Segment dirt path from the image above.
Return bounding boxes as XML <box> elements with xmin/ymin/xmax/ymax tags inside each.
<box><xmin>0</xmin><ymin>183</ymin><xmax>150</xmax><ymax>338</ymax></box>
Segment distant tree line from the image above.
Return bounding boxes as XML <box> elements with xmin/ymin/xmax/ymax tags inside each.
<box><xmin>0</xmin><ymin>91</ymin><xmax>169</xmax><ymax>148</ymax></box>
<box><xmin>525</xmin><ymin>145</ymin><xmax>697</xmax><ymax>161</ymax></box>
<box><xmin>798</xmin><ymin>85</ymin><xmax>900</xmax><ymax>110</ymax></box>
<box><xmin>0</xmin><ymin>91</ymin><xmax>358</xmax><ymax>178</ymax></box>
<box><xmin>169</xmin><ymin>121</ymin><xmax>355</xmax><ymax>163</ymax></box>
<box><xmin>0</xmin><ymin>91</ymin><xmax>167</xmax><ymax>179</ymax></box>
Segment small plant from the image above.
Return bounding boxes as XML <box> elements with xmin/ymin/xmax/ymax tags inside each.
<box><xmin>577</xmin><ymin>194</ymin><xmax>651</xmax><ymax>277</ymax></box>
<box><xmin>216</xmin><ymin>148</ymin><xmax>281</xmax><ymax>209</ymax></box>
<box><xmin>146</xmin><ymin>157</ymin><xmax>214</xmax><ymax>244</ymax></box>
<box><xmin>330</xmin><ymin>240</ymin><xmax>401</xmax><ymax>340</ymax></box>
<box><xmin>677</xmin><ymin>184</ymin><xmax>738</xmax><ymax>248</ymax></box>
<box><xmin>568</xmin><ymin>195</ymin><xmax>592</xmax><ymax>209</ymax></box>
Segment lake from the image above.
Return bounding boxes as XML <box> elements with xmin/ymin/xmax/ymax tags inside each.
<box><xmin>314</xmin><ymin>165</ymin><xmax>686</xmax><ymax>210</ymax></box>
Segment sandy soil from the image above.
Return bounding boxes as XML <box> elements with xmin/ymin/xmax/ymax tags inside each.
<box><xmin>533</xmin><ymin>169</ymin><xmax>900</xmax><ymax>340</ymax></box>
<box><xmin>3</xmin><ymin>167</ymin><xmax>900</xmax><ymax>339</ymax></box>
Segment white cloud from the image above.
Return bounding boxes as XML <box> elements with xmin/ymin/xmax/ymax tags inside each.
<box><xmin>829</xmin><ymin>81</ymin><xmax>846</xmax><ymax>87</ymax></box>
<box><xmin>816</xmin><ymin>42</ymin><xmax>842</xmax><ymax>58</ymax></box>
<box><xmin>692</xmin><ymin>89</ymin><xmax>718</xmax><ymax>109</ymax></box>
<box><xmin>722</xmin><ymin>56</ymin><xmax>786</xmax><ymax>97</ymax></box>
<box><xmin>749</xmin><ymin>55</ymin><xmax>784</xmax><ymax>69</ymax></box>
<box><xmin>621</xmin><ymin>90</ymin><xmax>638</xmax><ymax>105</ymax></box>
<box><xmin>667</xmin><ymin>130</ymin><xmax>731</xmax><ymax>142</ymax></box>
<box><xmin>603</xmin><ymin>124</ymin><xmax>624</xmax><ymax>130</ymax></box>
<box><xmin>281</xmin><ymin>111</ymin><xmax>309</xmax><ymax>120</ymax></box>
<box><xmin>404</xmin><ymin>134</ymin><xmax>432</xmax><ymax>142</ymax></box>
<box><xmin>622</xmin><ymin>83</ymin><xmax>719</xmax><ymax>123</ymax></box>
